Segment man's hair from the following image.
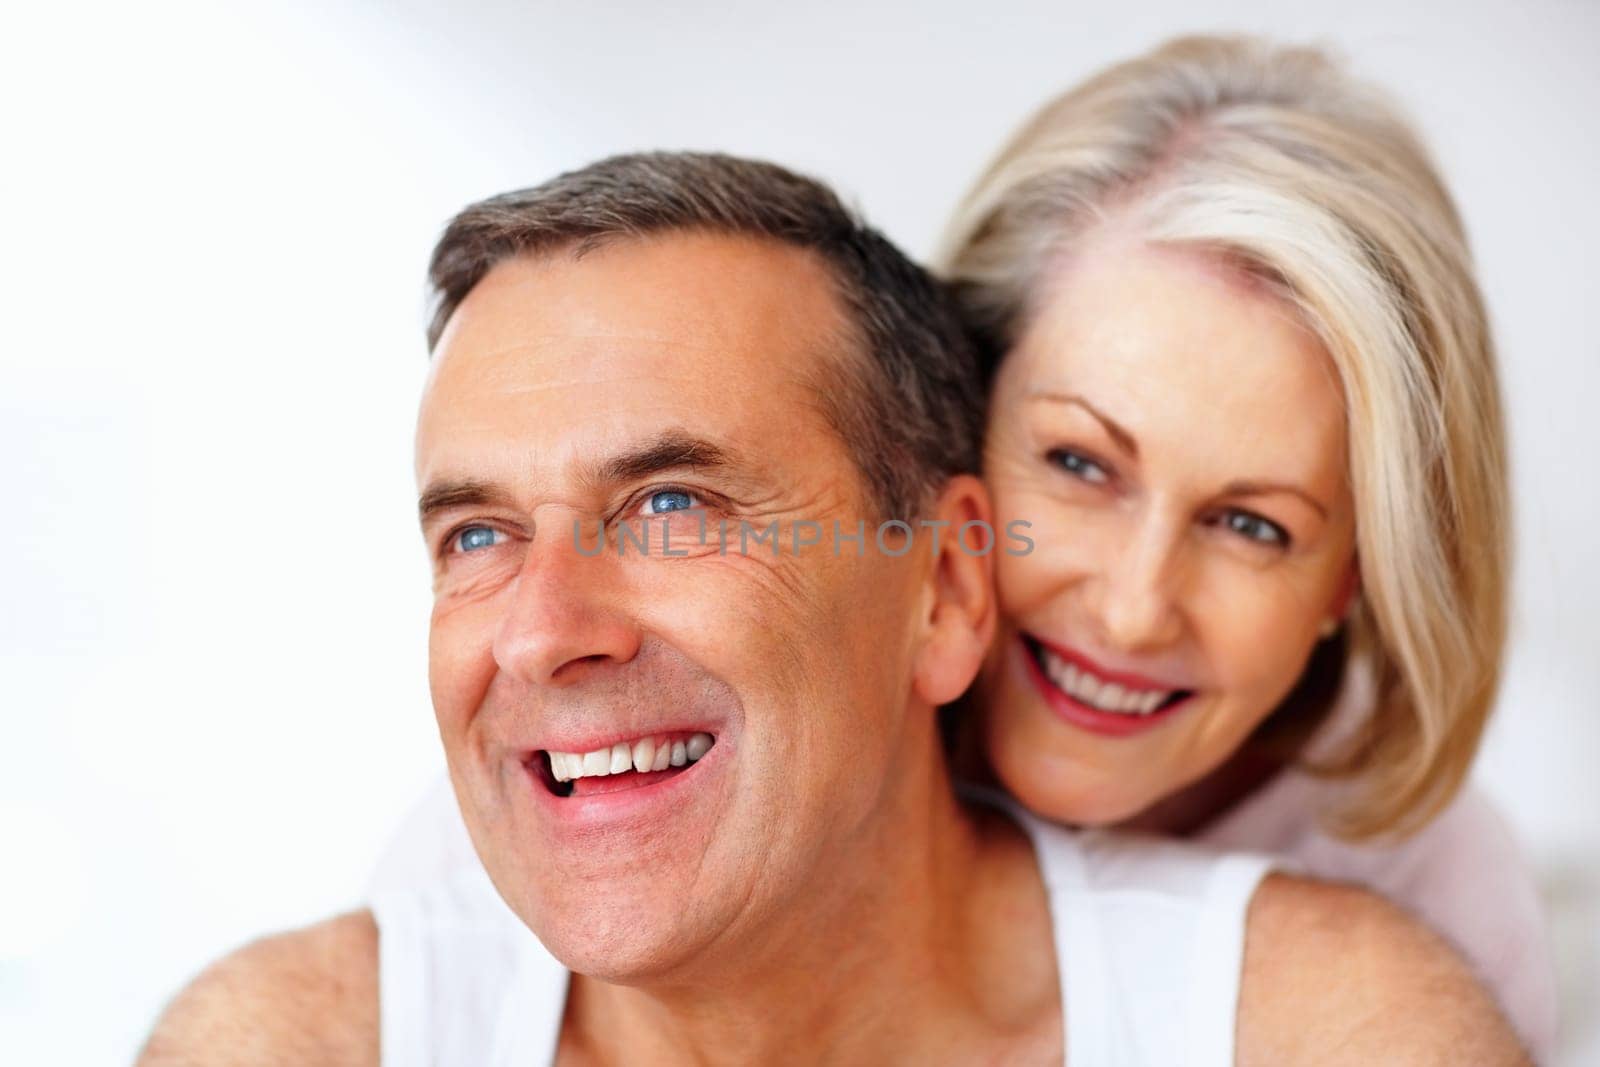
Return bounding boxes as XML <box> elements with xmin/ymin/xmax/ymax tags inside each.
<box><xmin>427</xmin><ymin>151</ymin><xmax>984</xmax><ymax>520</ymax></box>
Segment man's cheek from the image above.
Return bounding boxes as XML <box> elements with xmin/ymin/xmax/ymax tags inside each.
<box><xmin>428</xmin><ymin>618</ymin><xmax>494</xmax><ymax>731</ymax></box>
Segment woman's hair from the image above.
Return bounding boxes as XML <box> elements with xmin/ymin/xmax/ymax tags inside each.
<box><xmin>937</xmin><ymin>34</ymin><xmax>1509</xmax><ymax>838</ymax></box>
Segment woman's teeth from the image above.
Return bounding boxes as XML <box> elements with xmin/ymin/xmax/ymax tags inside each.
<box><xmin>548</xmin><ymin>732</ymin><xmax>714</xmax><ymax>783</ymax></box>
<box><xmin>1037</xmin><ymin>647</ymin><xmax>1174</xmax><ymax>715</ymax></box>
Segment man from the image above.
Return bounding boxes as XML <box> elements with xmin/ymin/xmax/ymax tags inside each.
<box><xmin>139</xmin><ymin>153</ymin><xmax>1524</xmax><ymax>1064</ymax></box>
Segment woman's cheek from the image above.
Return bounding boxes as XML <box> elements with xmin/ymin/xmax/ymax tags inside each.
<box><xmin>1192</xmin><ymin>573</ymin><xmax>1319</xmax><ymax>715</ymax></box>
<box><xmin>992</xmin><ymin>490</ymin><xmax>1113</xmax><ymax>612</ymax></box>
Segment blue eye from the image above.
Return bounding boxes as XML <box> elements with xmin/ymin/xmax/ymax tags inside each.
<box><xmin>454</xmin><ymin>526</ymin><xmax>500</xmax><ymax>553</ymax></box>
<box><xmin>1047</xmin><ymin>448</ymin><xmax>1110</xmax><ymax>485</ymax></box>
<box><xmin>643</xmin><ymin>489</ymin><xmax>698</xmax><ymax>514</ymax></box>
<box><xmin>1221</xmin><ymin>510</ymin><xmax>1288</xmax><ymax>547</ymax></box>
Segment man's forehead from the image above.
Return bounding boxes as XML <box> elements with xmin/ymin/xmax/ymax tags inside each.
<box><xmin>438</xmin><ymin>232</ymin><xmax>843</xmax><ymax>353</ymax></box>
<box><xmin>415</xmin><ymin>233</ymin><xmax>850</xmax><ymax>485</ymax></box>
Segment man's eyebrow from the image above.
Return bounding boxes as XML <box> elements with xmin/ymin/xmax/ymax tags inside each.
<box><xmin>417</xmin><ymin>480</ymin><xmax>520</xmax><ymax>526</ymax></box>
<box><xmin>418</xmin><ymin>432</ymin><xmax>740</xmax><ymax>526</ymax></box>
<box><xmin>584</xmin><ymin>431</ymin><xmax>736</xmax><ymax>486</ymax></box>
<box><xmin>1028</xmin><ymin>390</ymin><xmax>1139</xmax><ymax>458</ymax></box>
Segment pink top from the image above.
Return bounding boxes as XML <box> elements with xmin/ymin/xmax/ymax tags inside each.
<box><xmin>370</xmin><ymin>770</ymin><xmax>1557</xmax><ymax>1061</ymax></box>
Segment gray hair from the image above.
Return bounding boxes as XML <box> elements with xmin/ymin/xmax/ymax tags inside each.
<box><xmin>427</xmin><ymin>151</ymin><xmax>985</xmax><ymax>520</ymax></box>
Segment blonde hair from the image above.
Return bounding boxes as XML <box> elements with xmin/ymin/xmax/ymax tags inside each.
<box><xmin>938</xmin><ymin>35</ymin><xmax>1509</xmax><ymax>838</ymax></box>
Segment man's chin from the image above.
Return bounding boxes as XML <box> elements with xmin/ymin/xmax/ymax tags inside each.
<box><xmin>464</xmin><ymin>752</ymin><xmax>749</xmax><ymax>981</ymax></box>
<box><xmin>525</xmin><ymin>895</ymin><xmax>723</xmax><ymax>985</ymax></box>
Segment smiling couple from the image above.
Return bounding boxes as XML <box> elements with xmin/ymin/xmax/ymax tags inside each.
<box><xmin>141</xmin><ymin>35</ymin><xmax>1550</xmax><ymax>1066</ymax></box>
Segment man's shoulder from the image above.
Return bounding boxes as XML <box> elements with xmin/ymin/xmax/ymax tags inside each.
<box><xmin>1239</xmin><ymin>874</ymin><xmax>1529</xmax><ymax>1065</ymax></box>
<box><xmin>137</xmin><ymin>910</ymin><xmax>379</xmax><ymax>1067</ymax></box>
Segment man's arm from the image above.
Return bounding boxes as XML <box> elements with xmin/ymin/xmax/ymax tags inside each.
<box><xmin>1239</xmin><ymin>875</ymin><xmax>1529</xmax><ymax>1066</ymax></box>
<box><xmin>136</xmin><ymin>910</ymin><xmax>379</xmax><ymax>1067</ymax></box>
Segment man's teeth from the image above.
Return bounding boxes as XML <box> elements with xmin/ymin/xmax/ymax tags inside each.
<box><xmin>1038</xmin><ymin>648</ymin><xmax>1173</xmax><ymax>715</ymax></box>
<box><xmin>549</xmin><ymin>732</ymin><xmax>715</xmax><ymax>783</ymax></box>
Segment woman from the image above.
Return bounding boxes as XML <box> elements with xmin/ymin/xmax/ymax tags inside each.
<box><xmin>938</xmin><ymin>34</ymin><xmax>1554</xmax><ymax>1057</ymax></box>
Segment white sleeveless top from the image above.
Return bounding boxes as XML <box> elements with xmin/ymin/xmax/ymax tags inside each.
<box><xmin>371</xmin><ymin>800</ymin><xmax>1274</xmax><ymax>1066</ymax></box>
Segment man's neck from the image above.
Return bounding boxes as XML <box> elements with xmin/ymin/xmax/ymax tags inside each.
<box><xmin>556</xmin><ymin>732</ymin><xmax>1060</xmax><ymax>1066</ymax></box>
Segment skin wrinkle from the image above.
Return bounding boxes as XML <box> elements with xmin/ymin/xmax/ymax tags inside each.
<box><xmin>419</xmin><ymin>409</ymin><xmax>809</xmax><ymax>507</ymax></box>
<box><xmin>424</xmin><ymin>260</ymin><xmax>880</xmax><ymax>516</ymax></box>
<box><xmin>421</xmin><ymin>445</ymin><xmax>790</xmax><ymax>557</ymax></box>
<box><xmin>421</xmin><ymin>443</ymin><xmax>787</xmax><ymax>569</ymax></box>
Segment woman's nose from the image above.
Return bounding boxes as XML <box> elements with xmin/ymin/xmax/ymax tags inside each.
<box><xmin>1085</xmin><ymin>516</ymin><xmax>1184</xmax><ymax>652</ymax></box>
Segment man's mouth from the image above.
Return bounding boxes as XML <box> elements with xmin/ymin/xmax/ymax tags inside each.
<box><xmin>532</xmin><ymin>731</ymin><xmax>716</xmax><ymax>798</ymax></box>
<box><xmin>1023</xmin><ymin>635</ymin><xmax>1193</xmax><ymax>718</ymax></box>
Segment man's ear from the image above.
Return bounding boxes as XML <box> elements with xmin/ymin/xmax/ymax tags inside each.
<box><xmin>912</xmin><ymin>474</ymin><xmax>998</xmax><ymax>707</ymax></box>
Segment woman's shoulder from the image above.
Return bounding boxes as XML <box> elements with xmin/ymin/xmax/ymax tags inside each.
<box><xmin>1199</xmin><ymin>774</ymin><xmax>1557</xmax><ymax>1060</ymax></box>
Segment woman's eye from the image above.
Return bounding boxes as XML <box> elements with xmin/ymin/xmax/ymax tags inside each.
<box><xmin>452</xmin><ymin>525</ymin><xmax>502</xmax><ymax>553</ymax></box>
<box><xmin>640</xmin><ymin>489</ymin><xmax>700</xmax><ymax>515</ymax></box>
<box><xmin>1219</xmin><ymin>510</ymin><xmax>1289</xmax><ymax>547</ymax></box>
<box><xmin>1046</xmin><ymin>448</ymin><xmax>1110</xmax><ymax>485</ymax></box>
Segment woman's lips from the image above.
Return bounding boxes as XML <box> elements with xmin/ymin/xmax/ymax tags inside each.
<box><xmin>1019</xmin><ymin>633</ymin><xmax>1195</xmax><ymax>738</ymax></box>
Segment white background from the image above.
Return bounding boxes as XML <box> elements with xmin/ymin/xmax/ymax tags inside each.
<box><xmin>2</xmin><ymin>1</ymin><xmax>1595</xmax><ymax>1062</ymax></box>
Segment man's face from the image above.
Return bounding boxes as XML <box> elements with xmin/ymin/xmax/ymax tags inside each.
<box><xmin>415</xmin><ymin>234</ymin><xmax>929</xmax><ymax>981</ymax></box>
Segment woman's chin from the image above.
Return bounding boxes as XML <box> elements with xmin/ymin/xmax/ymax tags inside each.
<box><xmin>997</xmin><ymin>759</ymin><xmax>1162</xmax><ymax>828</ymax></box>
<box><xmin>979</xmin><ymin>707</ymin><xmax>1163</xmax><ymax>827</ymax></box>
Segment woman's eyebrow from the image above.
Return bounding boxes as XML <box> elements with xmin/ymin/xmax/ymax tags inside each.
<box><xmin>1027</xmin><ymin>390</ymin><xmax>1138</xmax><ymax>457</ymax></box>
<box><xmin>1222</xmin><ymin>479</ymin><xmax>1330</xmax><ymax>519</ymax></box>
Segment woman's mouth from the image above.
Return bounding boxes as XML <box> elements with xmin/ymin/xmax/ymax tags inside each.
<box><xmin>1020</xmin><ymin>634</ymin><xmax>1195</xmax><ymax>736</ymax></box>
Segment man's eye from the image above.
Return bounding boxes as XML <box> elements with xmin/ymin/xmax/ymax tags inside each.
<box><xmin>452</xmin><ymin>525</ymin><xmax>502</xmax><ymax>553</ymax></box>
<box><xmin>1046</xmin><ymin>448</ymin><xmax>1110</xmax><ymax>485</ymax></box>
<box><xmin>1219</xmin><ymin>510</ymin><xmax>1289</xmax><ymax>548</ymax></box>
<box><xmin>640</xmin><ymin>489</ymin><xmax>700</xmax><ymax>515</ymax></box>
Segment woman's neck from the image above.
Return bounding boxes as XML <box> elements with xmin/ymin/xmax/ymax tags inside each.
<box><xmin>951</xmin><ymin>707</ymin><xmax>1287</xmax><ymax>838</ymax></box>
<box><xmin>1116</xmin><ymin>743</ymin><xmax>1287</xmax><ymax>837</ymax></box>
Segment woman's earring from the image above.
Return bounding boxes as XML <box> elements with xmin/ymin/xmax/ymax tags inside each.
<box><xmin>1317</xmin><ymin>617</ymin><xmax>1340</xmax><ymax>639</ymax></box>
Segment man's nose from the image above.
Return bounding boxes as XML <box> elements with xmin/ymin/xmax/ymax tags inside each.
<box><xmin>492</xmin><ymin>524</ymin><xmax>641</xmax><ymax>686</ymax></box>
<box><xmin>1086</xmin><ymin>513</ymin><xmax>1185</xmax><ymax>652</ymax></box>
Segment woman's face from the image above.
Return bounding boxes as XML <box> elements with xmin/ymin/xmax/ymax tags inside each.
<box><xmin>978</xmin><ymin>235</ymin><xmax>1358</xmax><ymax>826</ymax></box>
